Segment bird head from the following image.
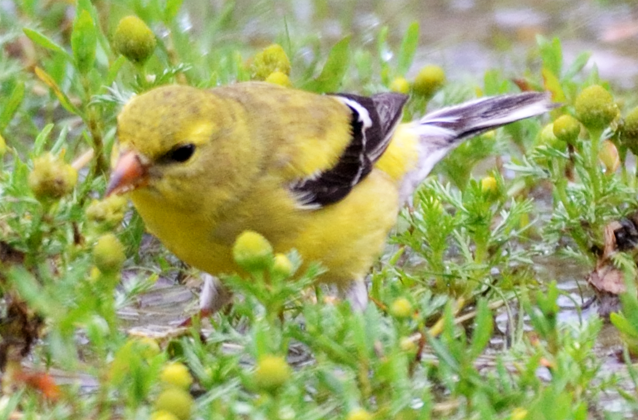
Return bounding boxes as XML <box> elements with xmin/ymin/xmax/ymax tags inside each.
<box><xmin>106</xmin><ymin>85</ymin><xmax>259</xmax><ymax>212</ymax></box>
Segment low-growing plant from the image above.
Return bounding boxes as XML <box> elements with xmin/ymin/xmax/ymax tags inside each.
<box><xmin>2</xmin><ymin>1</ymin><xmax>638</xmax><ymax>419</ymax></box>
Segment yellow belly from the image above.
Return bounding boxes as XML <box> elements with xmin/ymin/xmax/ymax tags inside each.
<box><xmin>129</xmin><ymin>169</ymin><xmax>399</xmax><ymax>285</ymax></box>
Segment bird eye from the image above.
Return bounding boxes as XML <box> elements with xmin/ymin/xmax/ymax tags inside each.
<box><xmin>168</xmin><ymin>143</ymin><xmax>195</xmax><ymax>163</ymax></box>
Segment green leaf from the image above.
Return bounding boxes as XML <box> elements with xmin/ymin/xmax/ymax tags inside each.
<box><xmin>23</xmin><ymin>28</ymin><xmax>72</xmax><ymax>60</ymax></box>
<box><xmin>563</xmin><ymin>51</ymin><xmax>591</xmax><ymax>80</ymax></box>
<box><xmin>397</xmin><ymin>21</ymin><xmax>419</xmax><ymax>75</ymax></box>
<box><xmin>34</xmin><ymin>67</ymin><xmax>82</xmax><ymax>116</ymax></box>
<box><xmin>165</xmin><ymin>0</ymin><xmax>185</xmax><ymax>22</ymax></box>
<box><xmin>542</xmin><ymin>67</ymin><xmax>566</xmax><ymax>103</ymax></box>
<box><xmin>71</xmin><ymin>10</ymin><xmax>97</xmax><ymax>75</ymax></box>
<box><xmin>610</xmin><ymin>312</ymin><xmax>638</xmax><ymax>338</ymax></box>
<box><xmin>51</xmin><ymin>125</ymin><xmax>70</xmax><ymax>155</ymax></box>
<box><xmin>469</xmin><ymin>299</ymin><xmax>493</xmax><ymax>359</ymax></box>
<box><xmin>537</xmin><ymin>35</ymin><xmax>563</xmax><ymax>78</ymax></box>
<box><xmin>32</xmin><ymin>123</ymin><xmax>54</xmax><ymax>156</ymax></box>
<box><xmin>377</xmin><ymin>26</ymin><xmax>391</xmax><ymax>84</ymax></box>
<box><xmin>7</xmin><ymin>266</ymin><xmax>52</xmax><ymax>316</ymax></box>
<box><xmin>302</xmin><ymin>36</ymin><xmax>351</xmax><ymax>92</ymax></box>
<box><xmin>0</xmin><ymin>81</ymin><xmax>24</xmax><ymax>131</ymax></box>
<box><xmin>483</xmin><ymin>69</ymin><xmax>509</xmax><ymax>96</ymax></box>
<box><xmin>105</xmin><ymin>55</ymin><xmax>127</xmax><ymax>87</ymax></box>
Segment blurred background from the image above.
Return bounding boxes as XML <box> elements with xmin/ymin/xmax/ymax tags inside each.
<box><xmin>184</xmin><ymin>0</ymin><xmax>638</xmax><ymax>87</ymax></box>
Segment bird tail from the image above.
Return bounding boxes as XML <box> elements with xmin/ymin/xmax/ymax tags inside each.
<box><xmin>398</xmin><ymin>92</ymin><xmax>556</xmax><ymax>199</ymax></box>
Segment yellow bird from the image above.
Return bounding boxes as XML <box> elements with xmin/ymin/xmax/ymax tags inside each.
<box><xmin>106</xmin><ymin>82</ymin><xmax>553</xmax><ymax>312</ymax></box>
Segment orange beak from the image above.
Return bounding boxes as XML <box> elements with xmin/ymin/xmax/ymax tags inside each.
<box><xmin>105</xmin><ymin>150</ymin><xmax>149</xmax><ymax>197</ymax></box>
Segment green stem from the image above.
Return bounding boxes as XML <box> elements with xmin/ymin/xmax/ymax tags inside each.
<box><xmin>587</xmin><ymin>128</ymin><xmax>603</xmax><ymax>201</ymax></box>
<box><xmin>81</xmin><ymin>75</ymin><xmax>108</xmax><ymax>174</ymax></box>
<box><xmin>554</xmin><ymin>178</ymin><xmax>591</xmax><ymax>258</ymax></box>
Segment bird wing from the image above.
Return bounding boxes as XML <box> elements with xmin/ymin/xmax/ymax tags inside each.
<box><xmin>289</xmin><ymin>92</ymin><xmax>408</xmax><ymax>208</ymax></box>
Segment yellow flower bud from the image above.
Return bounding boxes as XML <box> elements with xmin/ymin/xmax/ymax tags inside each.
<box><xmin>154</xmin><ymin>387</ymin><xmax>193</xmax><ymax>420</ymax></box>
<box><xmin>389</xmin><ymin>297</ymin><xmax>413</xmax><ymax>319</ymax></box>
<box><xmin>135</xmin><ymin>337</ymin><xmax>161</xmax><ymax>359</ymax></box>
<box><xmin>232</xmin><ymin>230</ymin><xmax>273</xmax><ymax>272</ymax></box>
<box><xmin>624</xmin><ymin>107</ymin><xmax>638</xmax><ymax>140</ymax></box>
<box><xmin>539</xmin><ymin>123</ymin><xmax>558</xmax><ymax>145</ymax></box>
<box><xmin>389</xmin><ymin>77</ymin><xmax>410</xmax><ymax>94</ymax></box>
<box><xmin>399</xmin><ymin>336</ymin><xmax>417</xmax><ymax>353</ymax></box>
<box><xmin>574</xmin><ymin>85</ymin><xmax>619</xmax><ymax>130</ymax></box>
<box><xmin>251</xmin><ymin>44</ymin><xmax>291</xmax><ymax>80</ymax></box>
<box><xmin>511</xmin><ymin>407</ymin><xmax>528</xmax><ymax>420</ymax></box>
<box><xmin>413</xmin><ymin>65</ymin><xmax>445</xmax><ymax>97</ymax></box>
<box><xmin>621</xmin><ymin>106</ymin><xmax>638</xmax><ymax>155</ymax></box>
<box><xmin>254</xmin><ymin>355</ymin><xmax>291</xmax><ymax>392</ymax></box>
<box><xmin>160</xmin><ymin>362</ymin><xmax>193</xmax><ymax>390</ymax></box>
<box><xmin>272</xmin><ymin>253</ymin><xmax>293</xmax><ymax>277</ymax></box>
<box><xmin>346</xmin><ymin>408</ymin><xmax>373</xmax><ymax>420</ymax></box>
<box><xmin>265</xmin><ymin>71</ymin><xmax>292</xmax><ymax>87</ymax></box>
<box><xmin>599</xmin><ymin>140</ymin><xmax>619</xmax><ymax>174</ymax></box>
<box><xmin>552</xmin><ymin>115</ymin><xmax>580</xmax><ymax>145</ymax></box>
<box><xmin>481</xmin><ymin>130</ymin><xmax>496</xmax><ymax>140</ymax></box>
<box><xmin>0</xmin><ymin>133</ymin><xmax>6</xmax><ymax>158</ymax></box>
<box><xmin>86</xmin><ymin>195</ymin><xmax>128</xmax><ymax>228</ymax></box>
<box><xmin>93</xmin><ymin>233</ymin><xmax>126</xmax><ymax>274</ymax></box>
<box><xmin>28</xmin><ymin>153</ymin><xmax>78</xmax><ymax>200</ymax></box>
<box><xmin>113</xmin><ymin>15</ymin><xmax>157</xmax><ymax>65</ymax></box>
<box><xmin>150</xmin><ymin>411</ymin><xmax>180</xmax><ymax>420</ymax></box>
<box><xmin>89</xmin><ymin>266</ymin><xmax>101</xmax><ymax>282</ymax></box>
<box><xmin>481</xmin><ymin>176</ymin><xmax>498</xmax><ymax>194</ymax></box>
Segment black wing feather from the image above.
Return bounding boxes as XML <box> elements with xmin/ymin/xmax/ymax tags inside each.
<box><xmin>290</xmin><ymin>92</ymin><xmax>408</xmax><ymax>208</ymax></box>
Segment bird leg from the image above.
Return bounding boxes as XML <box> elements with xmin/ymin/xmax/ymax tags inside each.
<box><xmin>341</xmin><ymin>279</ymin><xmax>369</xmax><ymax>311</ymax></box>
<box><xmin>179</xmin><ymin>273</ymin><xmax>232</xmax><ymax>326</ymax></box>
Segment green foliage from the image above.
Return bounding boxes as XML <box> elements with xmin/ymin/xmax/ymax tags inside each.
<box><xmin>302</xmin><ymin>36</ymin><xmax>352</xmax><ymax>92</ymax></box>
<box><xmin>1</xmin><ymin>1</ymin><xmax>637</xmax><ymax>419</ymax></box>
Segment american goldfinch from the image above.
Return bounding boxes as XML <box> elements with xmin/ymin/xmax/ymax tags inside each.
<box><xmin>106</xmin><ymin>82</ymin><xmax>553</xmax><ymax>311</ymax></box>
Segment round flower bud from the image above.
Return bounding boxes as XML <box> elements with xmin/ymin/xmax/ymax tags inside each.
<box><xmin>413</xmin><ymin>65</ymin><xmax>445</xmax><ymax>97</ymax></box>
<box><xmin>150</xmin><ymin>411</ymin><xmax>180</xmax><ymax>420</ymax></box>
<box><xmin>93</xmin><ymin>233</ymin><xmax>126</xmax><ymax>274</ymax></box>
<box><xmin>160</xmin><ymin>362</ymin><xmax>193</xmax><ymax>390</ymax></box>
<box><xmin>537</xmin><ymin>123</ymin><xmax>566</xmax><ymax>154</ymax></box>
<box><xmin>232</xmin><ymin>230</ymin><xmax>273</xmax><ymax>272</ymax></box>
<box><xmin>251</xmin><ymin>44</ymin><xmax>291</xmax><ymax>80</ymax></box>
<box><xmin>481</xmin><ymin>176</ymin><xmax>498</xmax><ymax>194</ymax></box>
<box><xmin>28</xmin><ymin>153</ymin><xmax>78</xmax><ymax>200</ymax></box>
<box><xmin>89</xmin><ymin>266</ymin><xmax>101</xmax><ymax>283</ymax></box>
<box><xmin>481</xmin><ymin>130</ymin><xmax>496</xmax><ymax>140</ymax></box>
<box><xmin>113</xmin><ymin>15</ymin><xmax>157</xmax><ymax>65</ymax></box>
<box><xmin>539</xmin><ymin>123</ymin><xmax>558</xmax><ymax>145</ymax></box>
<box><xmin>623</xmin><ymin>107</ymin><xmax>638</xmax><ymax>140</ymax></box>
<box><xmin>574</xmin><ymin>85</ymin><xmax>619</xmax><ymax>130</ymax></box>
<box><xmin>265</xmin><ymin>70</ymin><xmax>292</xmax><ymax>87</ymax></box>
<box><xmin>511</xmin><ymin>408</ymin><xmax>528</xmax><ymax>420</ymax></box>
<box><xmin>399</xmin><ymin>336</ymin><xmax>417</xmax><ymax>353</ymax></box>
<box><xmin>552</xmin><ymin>115</ymin><xmax>581</xmax><ymax>145</ymax></box>
<box><xmin>599</xmin><ymin>140</ymin><xmax>619</xmax><ymax>174</ymax></box>
<box><xmin>86</xmin><ymin>195</ymin><xmax>128</xmax><ymax>228</ymax></box>
<box><xmin>0</xmin><ymin>133</ymin><xmax>6</xmax><ymax>158</ymax></box>
<box><xmin>621</xmin><ymin>106</ymin><xmax>638</xmax><ymax>155</ymax></box>
<box><xmin>135</xmin><ymin>337</ymin><xmax>161</xmax><ymax>359</ymax></box>
<box><xmin>272</xmin><ymin>253</ymin><xmax>293</xmax><ymax>278</ymax></box>
<box><xmin>254</xmin><ymin>355</ymin><xmax>291</xmax><ymax>392</ymax></box>
<box><xmin>389</xmin><ymin>297</ymin><xmax>413</xmax><ymax>319</ymax></box>
<box><xmin>154</xmin><ymin>387</ymin><xmax>193</xmax><ymax>420</ymax></box>
<box><xmin>346</xmin><ymin>408</ymin><xmax>373</xmax><ymax>420</ymax></box>
<box><xmin>389</xmin><ymin>77</ymin><xmax>410</xmax><ymax>94</ymax></box>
